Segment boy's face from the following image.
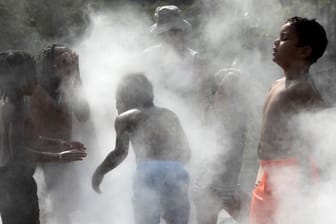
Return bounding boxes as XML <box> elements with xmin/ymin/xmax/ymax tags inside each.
<box><xmin>272</xmin><ymin>22</ymin><xmax>307</xmax><ymax>70</ymax></box>
<box><xmin>160</xmin><ymin>29</ymin><xmax>184</xmax><ymax>46</ymax></box>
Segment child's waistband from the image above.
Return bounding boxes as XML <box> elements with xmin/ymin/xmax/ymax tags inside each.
<box><xmin>260</xmin><ymin>158</ymin><xmax>298</xmax><ymax>168</ymax></box>
<box><xmin>137</xmin><ymin>160</ymin><xmax>184</xmax><ymax>170</ymax></box>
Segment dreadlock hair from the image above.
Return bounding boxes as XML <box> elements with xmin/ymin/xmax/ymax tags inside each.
<box><xmin>37</xmin><ymin>44</ymin><xmax>80</xmax><ymax>98</ymax></box>
<box><xmin>287</xmin><ymin>17</ymin><xmax>328</xmax><ymax>64</ymax></box>
<box><xmin>0</xmin><ymin>50</ymin><xmax>36</xmax><ymax>100</ymax></box>
<box><xmin>116</xmin><ymin>73</ymin><xmax>154</xmax><ymax>110</ymax></box>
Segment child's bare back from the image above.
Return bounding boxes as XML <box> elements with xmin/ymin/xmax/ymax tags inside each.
<box><xmin>120</xmin><ymin>106</ymin><xmax>191</xmax><ymax>163</ymax></box>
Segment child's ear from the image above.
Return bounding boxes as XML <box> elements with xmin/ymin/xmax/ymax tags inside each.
<box><xmin>301</xmin><ymin>46</ymin><xmax>312</xmax><ymax>60</ymax></box>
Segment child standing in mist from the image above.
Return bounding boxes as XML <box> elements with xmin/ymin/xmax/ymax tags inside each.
<box><xmin>195</xmin><ymin>69</ymin><xmax>249</xmax><ymax>224</ymax></box>
<box><xmin>250</xmin><ymin>17</ymin><xmax>328</xmax><ymax>224</ymax></box>
<box><xmin>28</xmin><ymin>44</ymin><xmax>91</xmax><ymax>224</ymax></box>
<box><xmin>92</xmin><ymin>73</ymin><xmax>191</xmax><ymax>224</ymax></box>
<box><xmin>0</xmin><ymin>50</ymin><xmax>87</xmax><ymax>224</ymax></box>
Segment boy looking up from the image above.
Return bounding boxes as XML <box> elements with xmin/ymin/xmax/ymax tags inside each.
<box><xmin>92</xmin><ymin>73</ymin><xmax>191</xmax><ymax>224</ymax></box>
<box><xmin>250</xmin><ymin>17</ymin><xmax>328</xmax><ymax>224</ymax></box>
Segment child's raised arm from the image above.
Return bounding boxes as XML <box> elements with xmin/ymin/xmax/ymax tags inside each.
<box><xmin>91</xmin><ymin>115</ymin><xmax>132</xmax><ymax>194</ymax></box>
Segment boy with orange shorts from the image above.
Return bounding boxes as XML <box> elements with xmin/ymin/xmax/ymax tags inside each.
<box><xmin>250</xmin><ymin>17</ymin><xmax>328</xmax><ymax>224</ymax></box>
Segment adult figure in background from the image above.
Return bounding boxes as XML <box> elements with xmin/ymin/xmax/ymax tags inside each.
<box><xmin>0</xmin><ymin>50</ymin><xmax>86</xmax><ymax>224</ymax></box>
<box><xmin>28</xmin><ymin>44</ymin><xmax>90</xmax><ymax>224</ymax></box>
<box><xmin>142</xmin><ymin>5</ymin><xmax>211</xmax><ymax>118</ymax></box>
<box><xmin>194</xmin><ymin>69</ymin><xmax>249</xmax><ymax>224</ymax></box>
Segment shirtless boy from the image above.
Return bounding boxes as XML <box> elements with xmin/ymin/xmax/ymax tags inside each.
<box><xmin>0</xmin><ymin>50</ymin><xmax>86</xmax><ymax>224</ymax></box>
<box><xmin>29</xmin><ymin>44</ymin><xmax>90</xmax><ymax>224</ymax></box>
<box><xmin>250</xmin><ymin>17</ymin><xmax>328</xmax><ymax>224</ymax></box>
<box><xmin>92</xmin><ymin>73</ymin><xmax>191</xmax><ymax>224</ymax></box>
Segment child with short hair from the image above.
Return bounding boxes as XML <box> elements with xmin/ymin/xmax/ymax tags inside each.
<box><xmin>250</xmin><ymin>17</ymin><xmax>328</xmax><ymax>224</ymax></box>
<box><xmin>92</xmin><ymin>73</ymin><xmax>191</xmax><ymax>224</ymax></box>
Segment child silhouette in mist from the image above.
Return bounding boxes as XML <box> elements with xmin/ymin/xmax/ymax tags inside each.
<box><xmin>92</xmin><ymin>73</ymin><xmax>191</xmax><ymax>224</ymax></box>
<box><xmin>250</xmin><ymin>17</ymin><xmax>327</xmax><ymax>224</ymax></box>
<box><xmin>28</xmin><ymin>44</ymin><xmax>91</xmax><ymax>224</ymax></box>
<box><xmin>194</xmin><ymin>69</ymin><xmax>250</xmax><ymax>224</ymax></box>
<box><xmin>0</xmin><ymin>50</ymin><xmax>87</xmax><ymax>224</ymax></box>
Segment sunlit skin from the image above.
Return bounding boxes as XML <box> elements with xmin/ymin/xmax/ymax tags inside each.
<box><xmin>258</xmin><ymin>22</ymin><xmax>324</xmax><ymax>160</ymax></box>
<box><xmin>91</xmin><ymin>96</ymin><xmax>191</xmax><ymax>193</ymax></box>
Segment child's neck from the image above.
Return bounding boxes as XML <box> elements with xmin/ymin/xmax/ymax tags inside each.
<box><xmin>284</xmin><ymin>64</ymin><xmax>310</xmax><ymax>81</ymax></box>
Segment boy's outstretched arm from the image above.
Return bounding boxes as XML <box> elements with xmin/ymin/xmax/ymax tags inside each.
<box><xmin>25</xmin><ymin>146</ymin><xmax>87</xmax><ymax>163</ymax></box>
<box><xmin>24</xmin><ymin>117</ymin><xmax>87</xmax><ymax>162</ymax></box>
<box><xmin>91</xmin><ymin>109</ymin><xmax>143</xmax><ymax>193</ymax></box>
<box><xmin>92</xmin><ymin>133</ymin><xmax>130</xmax><ymax>194</ymax></box>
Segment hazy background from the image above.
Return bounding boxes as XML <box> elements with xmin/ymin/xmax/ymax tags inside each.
<box><xmin>0</xmin><ymin>0</ymin><xmax>335</xmax><ymax>223</ymax></box>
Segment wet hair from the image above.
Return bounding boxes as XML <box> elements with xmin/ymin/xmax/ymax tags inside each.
<box><xmin>37</xmin><ymin>44</ymin><xmax>80</xmax><ymax>98</ymax></box>
<box><xmin>0</xmin><ymin>50</ymin><xmax>36</xmax><ymax>98</ymax></box>
<box><xmin>116</xmin><ymin>73</ymin><xmax>154</xmax><ymax>108</ymax></box>
<box><xmin>287</xmin><ymin>17</ymin><xmax>328</xmax><ymax>63</ymax></box>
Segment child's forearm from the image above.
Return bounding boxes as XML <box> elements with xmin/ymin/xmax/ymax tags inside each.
<box><xmin>24</xmin><ymin>147</ymin><xmax>60</xmax><ymax>162</ymax></box>
<box><xmin>97</xmin><ymin>149</ymin><xmax>127</xmax><ymax>175</ymax></box>
<box><xmin>97</xmin><ymin>135</ymin><xmax>130</xmax><ymax>175</ymax></box>
<box><xmin>37</xmin><ymin>136</ymin><xmax>65</xmax><ymax>152</ymax></box>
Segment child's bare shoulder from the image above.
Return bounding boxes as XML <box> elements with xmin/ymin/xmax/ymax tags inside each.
<box><xmin>273</xmin><ymin>77</ymin><xmax>285</xmax><ymax>87</ymax></box>
<box><xmin>115</xmin><ymin>109</ymin><xmax>145</xmax><ymax>126</ymax></box>
<box><xmin>153</xmin><ymin>107</ymin><xmax>180</xmax><ymax>122</ymax></box>
<box><xmin>288</xmin><ymin>79</ymin><xmax>324</xmax><ymax>108</ymax></box>
<box><xmin>289</xmin><ymin>79</ymin><xmax>320</xmax><ymax>97</ymax></box>
<box><xmin>155</xmin><ymin>106</ymin><xmax>177</xmax><ymax>116</ymax></box>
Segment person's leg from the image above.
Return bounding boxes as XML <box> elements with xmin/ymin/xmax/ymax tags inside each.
<box><xmin>42</xmin><ymin>163</ymin><xmax>81</xmax><ymax>224</ymax></box>
<box><xmin>193</xmin><ymin>189</ymin><xmax>222</xmax><ymax>224</ymax></box>
<box><xmin>249</xmin><ymin>180</ymin><xmax>274</xmax><ymax>224</ymax></box>
<box><xmin>133</xmin><ymin>169</ymin><xmax>161</xmax><ymax>224</ymax></box>
<box><xmin>0</xmin><ymin>168</ymin><xmax>39</xmax><ymax>224</ymax></box>
<box><xmin>162</xmin><ymin>166</ymin><xmax>190</xmax><ymax>224</ymax></box>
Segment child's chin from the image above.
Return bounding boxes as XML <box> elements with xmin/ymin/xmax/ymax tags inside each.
<box><xmin>272</xmin><ymin>55</ymin><xmax>279</xmax><ymax>63</ymax></box>
<box><xmin>272</xmin><ymin>58</ymin><xmax>283</xmax><ymax>67</ymax></box>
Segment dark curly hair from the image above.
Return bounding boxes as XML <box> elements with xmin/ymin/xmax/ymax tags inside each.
<box><xmin>116</xmin><ymin>73</ymin><xmax>154</xmax><ymax>109</ymax></box>
<box><xmin>37</xmin><ymin>44</ymin><xmax>80</xmax><ymax>99</ymax></box>
<box><xmin>287</xmin><ymin>17</ymin><xmax>328</xmax><ymax>63</ymax></box>
<box><xmin>0</xmin><ymin>50</ymin><xmax>36</xmax><ymax>98</ymax></box>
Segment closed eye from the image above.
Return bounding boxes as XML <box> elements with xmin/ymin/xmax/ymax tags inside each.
<box><xmin>280</xmin><ymin>32</ymin><xmax>289</xmax><ymax>41</ymax></box>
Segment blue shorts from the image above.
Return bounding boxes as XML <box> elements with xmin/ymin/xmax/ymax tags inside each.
<box><xmin>133</xmin><ymin>161</ymin><xmax>189</xmax><ymax>224</ymax></box>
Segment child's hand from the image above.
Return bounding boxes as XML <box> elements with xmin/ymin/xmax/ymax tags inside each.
<box><xmin>60</xmin><ymin>141</ymin><xmax>86</xmax><ymax>152</ymax></box>
<box><xmin>57</xmin><ymin>149</ymin><xmax>87</xmax><ymax>162</ymax></box>
<box><xmin>92</xmin><ymin>168</ymin><xmax>104</xmax><ymax>194</ymax></box>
